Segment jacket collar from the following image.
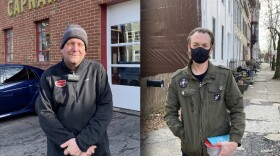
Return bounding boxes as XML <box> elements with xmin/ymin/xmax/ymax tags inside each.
<box><xmin>183</xmin><ymin>60</ymin><xmax>216</xmax><ymax>81</ymax></box>
<box><xmin>60</xmin><ymin>59</ymin><xmax>87</xmax><ymax>74</ymax></box>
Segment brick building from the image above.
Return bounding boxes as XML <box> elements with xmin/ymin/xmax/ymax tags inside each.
<box><xmin>0</xmin><ymin>0</ymin><xmax>140</xmax><ymax>111</ymax></box>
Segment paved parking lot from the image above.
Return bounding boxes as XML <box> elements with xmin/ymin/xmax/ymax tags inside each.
<box><xmin>0</xmin><ymin>114</ymin><xmax>46</xmax><ymax>155</ymax></box>
<box><xmin>0</xmin><ymin>112</ymin><xmax>140</xmax><ymax>156</ymax></box>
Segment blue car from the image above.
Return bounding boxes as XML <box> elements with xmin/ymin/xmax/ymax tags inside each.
<box><xmin>0</xmin><ymin>64</ymin><xmax>44</xmax><ymax>118</ymax></box>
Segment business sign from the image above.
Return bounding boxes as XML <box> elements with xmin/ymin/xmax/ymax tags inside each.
<box><xmin>7</xmin><ymin>0</ymin><xmax>58</xmax><ymax>17</ymax></box>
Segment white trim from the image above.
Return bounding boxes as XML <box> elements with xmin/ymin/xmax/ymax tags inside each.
<box><xmin>111</xmin><ymin>42</ymin><xmax>140</xmax><ymax>47</ymax></box>
<box><xmin>111</xmin><ymin>64</ymin><xmax>140</xmax><ymax>68</ymax></box>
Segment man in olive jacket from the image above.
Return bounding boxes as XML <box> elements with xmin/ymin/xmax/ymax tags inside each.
<box><xmin>165</xmin><ymin>27</ymin><xmax>245</xmax><ymax>156</ymax></box>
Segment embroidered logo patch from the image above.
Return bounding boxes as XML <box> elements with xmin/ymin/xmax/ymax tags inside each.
<box><xmin>214</xmin><ymin>94</ymin><xmax>221</xmax><ymax>101</ymax></box>
<box><xmin>179</xmin><ymin>77</ymin><xmax>188</xmax><ymax>88</ymax></box>
<box><xmin>55</xmin><ymin>80</ymin><xmax>66</xmax><ymax>87</ymax></box>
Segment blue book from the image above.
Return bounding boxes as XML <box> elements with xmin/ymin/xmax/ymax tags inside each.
<box><xmin>207</xmin><ymin>134</ymin><xmax>230</xmax><ymax>145</ymax></box>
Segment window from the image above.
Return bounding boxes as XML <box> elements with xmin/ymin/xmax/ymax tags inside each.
<box><xmin>36</xmin><ymin>20</ymin><xmax>50</xmax><ymax>62</ymax></box>
<box><xmin>243</xmin><ymin>18</ymin><xmax>247</xmax><ymax>36</ymax></box>
<box><xmin>27</xmin><ymin>68</ymin><xmax>37</xmax><ymax>80</ymax></box>
<box><xmin>212</xmin><ymin>17</ymin><xmax>216</xmax><ymax>59</ymax></box>
<box><xmin>237</xmin><ymin>5</ymin><xmax>240</xmax><ymax>27</ymax></box>
<box><xmin>3</xmin><ymin>67</ymin><xmax>28</xmax><ymax>84</ymax></box>
<box><xmin>233</xmin><ymin>0</ymin><xmax>237</xmax><ymax>24</ymax></box>
<box><xmin>227</xmin><ymin>32</ymin><xmax>231</xmax><ymax>60</ymax></box>
<box><xmin>110</xmin><ymin>21</ymin><xmax>140</xmax><ymax>87</ymax></box>
<box><xmin>2</xmin><ymin>67</ymin><xmax>37</xmax><ymax>85</ymax></box>
<box><xmin>0</xmin><ymin>68</ymin><xmax>4</xmax><ymax>85</ymax></box>
<box><xmin>4</xmin><ymin>29</ymin><xmax>13</xmax><ymax>63</ymax></box>
<box><xmin>238</xmin><ymin>6</ymin><xmax>242</xmax><ymax>28</ymax></box>
<box><xmin>252</xmin><ymin>23</ymin><xmax>255</xmax><ymax>36</ymax></box>
<box><xmin>228</xmin><ymin>0</ymin><xmax>231</xmax><ymax>14</ymax></box>
<box><xmin>111</xmin><ymin>67</ymin><xmax>140</xmax><ymax>86</ymax></box>
<box><xmin>111</xmin><ymin>22</ymin><xmax>140</xmax><ymax>44</ymax></box>
<box><xmin>111</xmin><ymin>45</ymin><xmax>140</xmax><ymax>64</ymax></box>
<box><xmin>221</xmin><ymin>25</ymin><xmax>224</xmax><ymax>60</ymax></box>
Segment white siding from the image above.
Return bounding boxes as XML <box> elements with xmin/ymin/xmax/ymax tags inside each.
<box><xmin>201</xmin><ymin>0</ymin><xmax>234</xmax><ymax>67</ymax></box>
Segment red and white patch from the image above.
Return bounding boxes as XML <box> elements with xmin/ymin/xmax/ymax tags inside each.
<box><xmin>55</xmin><ymin>80</ymin><xmax>66</xmax><ymax>87</ymax></box>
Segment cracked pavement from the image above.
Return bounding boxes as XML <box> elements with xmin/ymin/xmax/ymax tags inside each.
<box><xmin>141</xmin><ymin>63</ymin><xmax>280</xmax><ymax>156</ymax></box>
<box><xmin>0</xmin><ymin>111</ymin><xmax>140</xmax><ymax>156</ymax></box>
<box><xmin>233</xmin><ymin>63</ymin><xmax>280</xmax><ymax>156</ymax></box>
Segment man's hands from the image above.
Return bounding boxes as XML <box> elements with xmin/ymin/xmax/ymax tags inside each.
<box><xmin>60</xmin><ymin>138</ymin><xmax>97</xmax><ymax>156</ymax></box>
<box><xmin>61</xmin><ymin>138</ymin><xmax>82</xmax><ymax>156</ymax></box>
<box><xmin>83</xmin><ymin>145</ymin><xmax>97</xmax><ymax>156</ymax></box>
<box><xmin>216</xmin><ymin>141</ymin><xmax>238</xmax><ymax>156</ymax></box>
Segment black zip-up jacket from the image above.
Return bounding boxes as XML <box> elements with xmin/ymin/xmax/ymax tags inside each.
<box><xmin>38</xmin><ymin>59</ymin><xmax>113</xmax><ymax>156</ymax></box>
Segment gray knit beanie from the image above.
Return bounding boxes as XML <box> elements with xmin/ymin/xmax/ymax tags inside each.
<box><xmin>61</xmin><ymin>24</ymin><xmax>88</xmax><ymax>50</ymax></box>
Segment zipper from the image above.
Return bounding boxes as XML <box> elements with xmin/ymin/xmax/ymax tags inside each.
<box><xmin>199</xmin><ymin>80</ymin><xmax>205</xmax><ymax>155</ymax></box>
<box><xmin>72</xmin><ymin>72</ymin><xmax>79</xmax><ymax>101</ymax></box>
<box><xmin>199</xmin><ymin>80</ymin><xmax>203</xmax><ymax>155</ymax></box>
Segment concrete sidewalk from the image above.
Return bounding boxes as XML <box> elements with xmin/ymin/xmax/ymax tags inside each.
<box><xmin>141</xmin><ymin>63</ymin><xmax>280</xmax><ymax>156</ymax></box>
<box><xmin>234</xmin><ymin>63</ymin><xmax>280</xmax><ymax>156</ymax></box>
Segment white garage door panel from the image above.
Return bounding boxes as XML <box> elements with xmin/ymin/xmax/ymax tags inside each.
<box><xmin>107</xmin><ymin>1</ymin><xmax>140</xmax><ymax>25</ymax></box>
<box><xmin>107</xmin><ymin>0</ymin><xmax>140</xmax><ymax>111</ymax></box>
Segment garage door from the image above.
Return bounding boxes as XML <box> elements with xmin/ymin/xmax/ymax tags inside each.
<box><xmin>107</xmin><ymin>0</ymin><xmax>140</xmax><ymax>111</ymax></box>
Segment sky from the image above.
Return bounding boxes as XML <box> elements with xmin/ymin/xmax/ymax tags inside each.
<box><xmin>259</xmin><ymin>0</ymin><xmax>270</xmax><ymax>52</ymax></box>
<box><xmin>259</xmin><ymin>0</ymin><xmax>280</xmax><ymax>53</ymax></box>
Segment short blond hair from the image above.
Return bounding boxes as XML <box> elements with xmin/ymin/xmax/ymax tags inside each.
<box><xmin>187</xmin><ymin>27</ymin><xmax>214</xmax><ymax>45</ymax></box>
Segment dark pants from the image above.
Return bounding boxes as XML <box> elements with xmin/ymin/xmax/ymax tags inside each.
<box><xmin>182</xmin><ymin>151</ymin><xmax>188</xmax><ymax>156</ymax></box>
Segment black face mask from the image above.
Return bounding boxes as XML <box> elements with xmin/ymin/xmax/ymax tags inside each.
<box><xmin>191</xmin><ymin>47</ymin><xmax>210</xmax><ymax>64</ymax></box>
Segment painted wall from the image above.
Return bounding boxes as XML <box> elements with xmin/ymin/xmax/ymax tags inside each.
<box><xmin>201</xmin><ymin>0</ymin><xmax>235</xmax><ymax>67</ymax></box>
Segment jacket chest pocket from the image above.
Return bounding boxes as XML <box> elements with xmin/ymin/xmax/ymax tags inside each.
<box><xmin>208</xmin><ymin>85</ymin><xmax>223</xmax><ymax>105</ymax></box>
<box><xmin>180</xmin><ymin>88</ymin><xmax>195</xmax><ymax>97</ymax></box>
<box><xmin>179</xmin><ymin>88</ymin><xmax>196</xmax><ymax>112</ymax></box>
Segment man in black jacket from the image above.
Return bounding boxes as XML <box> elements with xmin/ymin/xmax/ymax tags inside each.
<box><xmin>38</xmin><ymin>24</ymin><xmax>113</xmax><ymax>156</ymax></box>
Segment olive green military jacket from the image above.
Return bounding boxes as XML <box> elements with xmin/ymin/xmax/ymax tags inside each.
<box><xmin>165</xmin><ymin>61</ymin><xmax>245</xmax><ymax>156</ymax></box>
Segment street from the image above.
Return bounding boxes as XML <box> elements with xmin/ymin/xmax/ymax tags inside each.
<box><xmin>0</xmin><ymin>112</ymin><xmax>140</xmax><ymax>156</ymax></box>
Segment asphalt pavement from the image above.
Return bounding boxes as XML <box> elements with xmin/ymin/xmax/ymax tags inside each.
<box><xmin>0</xmin><ymin>111</ymin><xmax>140</xmax><ymax>156</ymax></box>
<box><xmin>141</xmin><ymin>63</ymin><xmax>280</xmax><ymax>156</ymax></box>
<box><xmin>1</xmin><ymin>63</ymin><xmax>279</xmax><ymax>156</ymax></box>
